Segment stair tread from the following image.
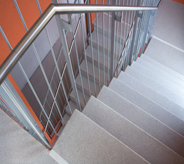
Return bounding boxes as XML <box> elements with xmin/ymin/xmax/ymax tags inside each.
<box><xmin>97</xmin><ymin>86</ymin><xmax>184</xmax><ymax>158</ymax></box>
<box><xmin>65</xmin><ymin>100</ymin><xmax>77</xmax><ymax>115</ymax></box>
<box><xmin>136</xmin><ymin>57</ymin><xmax>184</xmax><ymax>88</ymax></box>
<box><xmin>125</xmin><ymin>66</ymin><xmax>184</xmax><ymax>109</ymax></box>
<box><xmin>83</xmin><ymin>96</ymin><xmax>184</xmax><ymax>163</ymax></box>
<box><xmin>93</xmin><ymin>12</ymin><xmax>129</xmax><ymax>40</ymax></box>
<box><xmin>131</xmin><ymin>61</ymin><xmax>184</xmax><ymax>99</ymax></box>
<box><xmin>109</xmin><ymin>78</ymin><xmax>184</xmax><ymax>137</ymax></box>
<box><xmin>90</xmin><ymin>30</ymin><xmax>124</xmax><ymax>55</ymax></box>
<box><xmin>80</xmin><ymin>59</ymin><xmax>109</xmax><ymax>86</ymax></box>
<box><xmin>86</xmin><ymin>46</ymin><xmax>110</xmax><ymax>73</ymax></box>
<box><xmin>118</xmin><ymin>71</ymin><xmax>184</xmax><ymax>121</ymax></box>
<box><xmin>70</xmin><ymin>87</ymin><xmax>90</xmax><ymax>109</ymax></box>
<box><xmin>141</xmin><ymin>54</ymin><xmax>184</xmax><ymax>82</ymax></box>
<box><xmin>53</xmin><ymin>110</ymin><xmax>149</xmax><ymax>164</ymax></box>
<box><xmin>75</xmin><ymin>72</ymin><xmax>100</xmax><ymax>96</ymax></box>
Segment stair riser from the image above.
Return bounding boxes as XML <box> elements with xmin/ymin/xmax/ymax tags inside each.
<box><xmin>89</xmin><ymin>38</ymin><xmax>123</xmax><ymax>57</ymax></box>
<box><xmin>93</xmin><ymin>25</ymin><xmax>125</xmax><ymax>43</ymax></box>
<box><xmin>86</xmin><ymin>55</ymin><xmax>110</xmax><ymax>74</ymax></box>
<box><xmin>80</xmin><ymin>68</ymin><xmax>108</xmax><ymax>86</ymax></box>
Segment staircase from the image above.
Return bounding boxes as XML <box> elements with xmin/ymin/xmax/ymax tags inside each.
<box><xmin>51</xmin><ymin>10</ymin><xmax>184</xmax><ymax>164</ymax></box>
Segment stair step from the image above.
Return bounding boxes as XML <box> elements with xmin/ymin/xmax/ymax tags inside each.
<box><xmin>93</xmin><ymin>12</ymin><xmax>128</xmax><ymax>42</ymax></box>
<box><xmin>125</xmin><ymin>66</ymin><xmax>184</xmax><ymax>109</ymax></box>
<box><xmin>86</xmin><ymin>46</ymin><xmax>110</xmax><ymax>73</ymax></box>
<box><xmin>80</xmin><ymin>60</ymin><xmax>109</xmax><ymax>86</ymax></box>
<box><xmin>70</xmin><ymin>87</ymin><xmax>90</xmax><ymax>109</ymax></box>
<box><xmin>118</xmin><ymin>71</ymin><xmax>184</xmax><ymax>121</ymax></box>
<box><xmin>83</xmin><ymin>96</ymin><xmax>184</xmax><ymax>163</ymax></box>
<box><xmin>97</xmin><ymin>86</ymin><xmax>184</xmax><ymax>158</ymax></box>
<box><xmin>109</xmin><ymin>78</ymin><xmax>184</xmax><ymax>137</ymax></box>
<box><xmin>75</xmin><ymin>73</ymin><xmax>100</xmax><ymax>97</ymax></box>
<box><xmin>141</xmin><ymin>54</ymin><xmax>184</xmax><ymax>82</ymax></box>
<box><xmin>53</xmin><ymin>110</ymin><xmax>149</xmax><ymax>164</ymax></box>
<box><xmin>89</xmin><ymin>30</ymin><xmax>124</xmax><ymax>56</ymax></box>
<box><xmin>136</xmin><ymin>57</ymin><xmax>184</xmax><ymax>88</ymax></box>
<box><xmin>65</xmin><ymin>100</ymin><xmax>77</xmax><ymax>115</ymax></box>
<box><xmin>131</xmin><ymin>61</ymin><xmax>184</xmax><ymax>99</ymax></box>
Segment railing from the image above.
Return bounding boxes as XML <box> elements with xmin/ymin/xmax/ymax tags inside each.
<box><xmin>0</xmin><ymin>0</ymin><xmax>160</xmax><ymax>149</ymax></box>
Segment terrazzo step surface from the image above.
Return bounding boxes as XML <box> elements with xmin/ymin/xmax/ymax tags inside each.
<box><xmin>109</xmin><ymin>78</ymin><xmax>184</xmax><ymax>137</ymax></box>
<box><xmin>125</xmin><ymin>66</ymin><xmax>184</xmax><ymax>109</ymax></box>
<box><xmin>53</xmin><ymin>110</ymin><xmax>149</xmax><ymax>164</ymax></box>
<box><xmin>93</xmin><ymin>12</ymin><xmax>128</xmax><ymax>41</ymax></box>
<box><xmin>131</xmin><ymin>61</ymin><xmax>184</xmax><ymax>99</ymax></box>
<box><xmin>89</xmin><ymin>30</ymin><xmax>124</xmax><ymax>56</ymax></box>
<box><xmin>80</xmin><ymin>59</ymin><xmax>109</xmax><ymax>86</ymax></box>
<box><xmin>118</xmin><ymin>71</ymin><xmax>184</xmax><ymax>121</ymax></box>
<box><xmin>83</xmin><ymin>96</ymin><xmax>184</xmax><ymax>164</ymax></box>
<box><xmin>86</xmin><ymin>45</ymin><xmax>110</xmax><ymax>73</ymax></box>
<box><xmin>141</xmin><ymin>54</ymin><xmax>184</xmax><ymax>82</ymax></box>
<box><xmin>75</xmin><ymin>72</ymin><xmax>100</xmax><ymax>97</ymax></box>
<box><xmin>70</xmin><ymin>87</ymin><xmax>90</xmax><ymax>109</ymax></box>
<box><xmin>97</xmin><ymin>86</ymin><xmax>184</xmax><ymax>158</ymax></box>
<box><xmin>136</xmin><ymin>57</ymin><xmax>184</xmax><ymax>88</ymax></box>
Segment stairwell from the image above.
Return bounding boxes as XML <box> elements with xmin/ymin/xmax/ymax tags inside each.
<box><xmin>1</xmin><ymin>0</ymin><xmax>184</xmax><ymax>163</ymax></box>
<box><xmin>51</xmin><ymin>0</ymin><xmax>184</xmax><ymax>163</ymax></box>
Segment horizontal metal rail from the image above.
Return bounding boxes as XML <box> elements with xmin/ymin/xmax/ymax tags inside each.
<box><xmin>0</xmin><ymin>4</ymin><xmax>157</xmax><ymax>85</ymax></box>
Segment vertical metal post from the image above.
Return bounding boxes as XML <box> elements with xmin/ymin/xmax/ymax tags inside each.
<box><xmin>129</xmin><ymin>0</ymin><xmax>141</xmax><ymax>64</ymax></box>
<box><xmin>140</xmin><ymin>11</ymin><xmax>152</xmax><ymax>55</ymax></box>
<box><xmin>110</xmin><ymin>0</ymin><xmax>116</xmax><ymax>79</ymax></box>
<box><xmin>55</xmin><ymin>15</ymin><xmax>81</xmax><ymax>111</ymax></box>
<box><xmin>52</xmin><ymin>0</ymin><xmax>81</xmax><ymax>111</ymax></box>
<box><xmin>1</xmin><ymin>79</ymin><xmax>51</xmax><ymax>149</ymax></box>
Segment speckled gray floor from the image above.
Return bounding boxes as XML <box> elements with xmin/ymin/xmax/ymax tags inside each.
<box><xmin>0</xmin><ymin>109</ymin><xmax>57</xmax><ymax>164</ymax></box>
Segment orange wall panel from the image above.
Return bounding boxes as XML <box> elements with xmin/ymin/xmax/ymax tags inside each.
<box><xmin>172</xmin><ymin>0</ymin><xmax>184</xmax><ymax>5</ymax></box>
<box><xmin>0</xmin><ymin>0</ymin><xmax>51</xmax><ymax>66</ymax></box>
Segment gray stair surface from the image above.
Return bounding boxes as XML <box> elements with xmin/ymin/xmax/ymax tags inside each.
<box><xmin>86</xmin><ymin>45</ymin><xmax>110</xmax><ymax>73</ymax></box>
<box><xmin>75</xmin><ymin>72</ymin><xmax>100</xmax><ymax>97</ymax></box>
<box><xmin>80</xmin><ymin>59</ymin><xmax>108</xmax><ymax>86</ymax></box>
<box><xmin>118</xmin><ymin>71</ymin><xmax>184</xmax><ymax>121</ymax></box>
<box><xmin>125</xmin><ymin>66</ymin><xmax>184</xmax><ymax>109</ymax></box>
<box><xmin>89</xmin><ymin>30</ymin><xmax>123</xmax><ymax>56</ymax></box>
<box><xmin>109</xmin><ymin>78</ymin><xmax>184</xmax><ymax>137</ymax></box>
<box><xmin>65</xmin><ymin>100</ymin><xmax>77</xmax><ymax>115</ymax></box>
<box><xmin>83</xmin><ymin>96</ymin><xmax>184</xmax><ymax>163</ymax></box>
<box><xmin>136</xmin><ymin>57</ymin><xmax>184</xmax><ymax>88</ymax></box>
<box><xmin>97</xmin><ymin>86</ymin><xmax>184</xmax><ymax>158</ymax></box>
<box><xmin>131</xmin><ymin>61</ymin><xmax>184</xmax><ymax>99</ymax></box>
<box><xmin>70</xmin><ymin>87</ymin><xmax>90</xmax><ymax>109</ymax></box>
<box><xmin>93</xmin><ymin>12</ymin><xmax>128</xmax><ymax>42</ymax></box>
<box><xmin>53</xmin><ymin>110</ymin><xmax>149</xmax><ymax>164</ymax></box>
<box><xmin>141</xmin><ymin>54</ymin><xmax>184</xmax><ymax>82</ymax></box>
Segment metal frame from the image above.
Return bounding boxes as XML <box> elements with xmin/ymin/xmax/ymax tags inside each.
<box><xmin>0</xmin><ymin>4</ymin><xmax>157</xmax><ymax>84</ymax></box>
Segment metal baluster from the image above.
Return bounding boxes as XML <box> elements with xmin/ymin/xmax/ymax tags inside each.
<box><xmin>70</xmin><ymin>14</ymin><xmax>86</xmax><ymax>104</ymax></box>
<box><xmin>129</xmin><ymin>0</ymin><xmax>141</xmax><ymax>63</ymax></box>
<box><xmin>95</xmin><ymin>0</ymin><xmax>101</xmax><ymax>88</ymax></box>
<box><xmin>107</xmin><ymin>0</ymin><xmax>110</xmax><ymax>83</ymax></box>
<box><xmin>110</xmin><ymin>0</ymin><xmax>116</xmax><ymax>79</ymax></box>
<box><xmin>18</xmin><ymin>62</ymin><xmax>59</xmax><ymax>136</ymax></box>
<box><xmin>102</xmin><ymin>0</ymin><xmax>106</xmax><ymax>85</ymax></box>
<box><xmin>87</xmin><ymin>3</ymin><xmax>97</xmax><ymax>96</ymax></box>
<box><xmin>14</xmin><ymin>0</ymin><xmax>64</xmax><ymax>130</ymax></box>
<box><xmin>37</xmin><ymin>0</ymin><xmax>72</xmax><ymax>115</ymax></box>
<box><xmin>80</xmin><ymin>13</ymin><xmax>91</xmax><ymax>96</ymax></box>
<box><xmin>0</xmin><ymin>25</ymin><xmax>57</xmax><ymax>141</ymax></box>
<box><xmin>52</xmin><ymin>0</ymin><xmax>81</xmax><ymax>111</ymax></box>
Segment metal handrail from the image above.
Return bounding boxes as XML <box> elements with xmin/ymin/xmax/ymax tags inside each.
<box><xmin>0</xmin><ymin>4</ymin><xmax>157</xmax><ymax>85</ymax></box>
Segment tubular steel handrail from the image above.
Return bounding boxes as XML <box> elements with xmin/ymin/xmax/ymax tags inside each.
<box><xmin>0</xmin><ymin>4</ymin><xmax>157</xmax><ymax>85</ymax></box>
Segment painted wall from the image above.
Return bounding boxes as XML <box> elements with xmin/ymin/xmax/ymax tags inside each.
<box><xmin>172</xmin><ymin>0</ymin><xmax>184</xmax><ymax>5</ymax></box>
